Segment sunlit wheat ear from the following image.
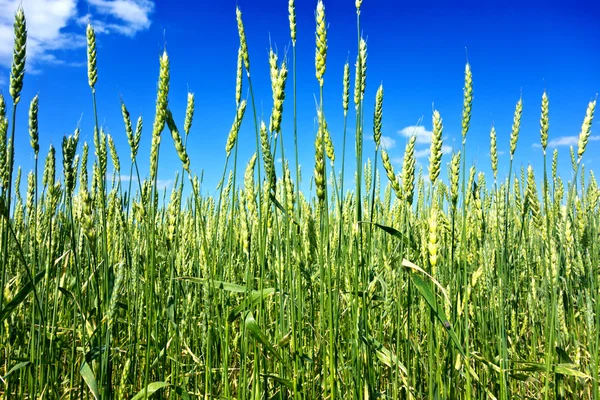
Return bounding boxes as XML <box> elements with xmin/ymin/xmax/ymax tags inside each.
<box><xmin>509</xmin><ymin>96</ymin><xmax>523</xmax><ymax>160</ymax></box>
<box><xmin>428</xmin><ymin>205</ymin><xmax>439</xmax><ymax>277</ymax></box>
<box><xmin>149</xmin><ymin>50</ymin><xmax>170</xmax><ymax>179</ymax></box>
<box><xmin>314</xmin><ymin>124</ymin><xmax>326</xmax><ymax>202</ymax></box>
<box><xmin>0</xmin><ymin>94</ymin><xmax>5</xmax><ymax>117</ymax></box>
<box><xmin>236</xmin><ymin>47</ymin><xmax>243</xmax><ymax>105</ymax></box>
<box><xmin>260</xmin><ymin>121</ymin><xmax>276</xmax><ymax>192</ymax></box>
<box><xmin>184</xmin><ymin>92</ymin><xmax>195</xmax><ymax>136</ymax></box>
<box><xmin>244</xmin><ymin>153</ymin><xmax>257</xmax><ymax>217</ymax></box>
<box><xmin>288</xmin><ymin>0</ymin><xmax>296</xmax><ymax>44</ymax></box>
<box><xmin>342</xmin><ymin>62</ymin><xmax>350</xmax><ymax>115</ymax></box>
<box><xmin>365</xmin><ymin>158</ymin><xmax>372</xmax><ymax>193</ymax></box>
<box><xmin>43</xmin><ymin>145</ymin><xmax>56</xmax><ymax>188</ymax></box>
<box><xmin>166</xmin><ymin>110</ymin><xmax>190</xmax><ymax>173</ymax></box>
<box><xmin>225</xmin><ymin>100</ymin><xmax>247</xmax><ymax>157</ymax></box>
<box><xmin>121</xmin><ymin>100</ymin><xmax>135</xmax><ymax>157</ymax></box>
<box><xmin>570</xmin><ymin>145</ymin><xmax>577</xmax><ymax>172</ymax></box>
<box><xmin>10</xmin><ymin>6</ymin><xmax>27</xmax><ymax>104</ymax></box>
<box><xmin>461</xmin><ymin>63</ymin><xmax>473</xmax><ymax>143</ymax></box>
<box><xmin>428</xmin><ymin>110</ymin><xmax>443</xmax><ymax>186</ymax></box>
<box><xmin>86</xmin><ymin>22</ymin><xmax>97</xmax><ymax>91</ymax></box>
<box><xmin>134</xmin><ymin>116</ymin><xmax>142</xmax><ymax>157</ymax></box>
<box><xmin>359</xmin><ymin>38</ymin><xmax>367</xmax><ymax>100</ymax></box>
<box><xmin>107</xmin><ymin>134</ymin><xmax>120</xmax><ymax>174</ymax></box>
<box><xmin>373</xmin><ymin>84</ymin><xmax>383</xmax><ymax>148</ymax></box>
<box><xmin>284</xmin><ymin>161</ymin><xmax>295</xmax><ymax>214</ymax></box>
<box><xmin>236</xmin><ymin>7</ymin><xmax>250</xmax><ymax>75</ymax></box>
<box><xmin>62</xmin><ymin>129</ymin><xmax>80</xmax><ymax>196</ymax></box>
<box><xmin>356</xmin><ymin>0</ymin><xmax>363</xmax><ymax>12</ymax></box>
<box><xmin>29</xmin><ymin>94</ymin><xmax>39</xmax><ymax>157</ymax></box>
<box><xmin>577</xmin><ymin>99</ymin><xmax>596</xmax><ymax>163</ymax></box>
<box><xmin>270</xmin><ymin>56</ymin><xmax>288</xmax><ymax>134</ymax></box>
<box><xmin>315</xmin><ymin>0</ymin><xmax>327</xmax><ymax>87</ymax></box>
<box><xmin>526</xmin><ymin>165</ymin><xmax>540</xmax><ymax>225</ymax></box>
<box><xmin>490</xmin><ymin>125</ymin><xmax>498</xmax><ymax>180</ymax></box>
<box><xmin>449</xmin><ymin>151</ymin><xmax>461</xmax><ymax>209</ymax></box>
<box><xmin>80</xmin><ymin>142</ymin><xmax>89</xmax><ymax>189</ymax></box>
<box><xmin>401</xmin><ymin>135</ymin><xmax>416</xmax><ymax>205</ymax></box>
<box><xmin>381</xmin><ymin>149</ymin><xmax>400</xmax><ymax>199</ymax></box>
<box><xmin>540</xmin><ymin>91</ymin><xmax>549</xmax><ymax>154</ymax></box>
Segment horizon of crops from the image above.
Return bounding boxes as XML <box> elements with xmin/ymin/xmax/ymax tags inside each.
<box><xmin>1</xmin><ymin>1</ymin><xmax>599</xmax><ymax>399</ymax></box>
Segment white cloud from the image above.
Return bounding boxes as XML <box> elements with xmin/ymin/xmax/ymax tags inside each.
<box><xmin>84</xmin><ymin>0</ymin><xmax>154</xmax><ymax>37</ymax></box>
<box><xmin>0</xmin><ymin>0</ymin><xmax>153</xmax><ymax>70</ymax></box>
<box><xmin>0</xmin><ymin>0</ymin><xmax>80</xmax><ymax>69</ymax></box>
<box><xmin>398</xmin><ymin>125</ymin><xmax>433</xmax><ymax>144</ymax></box>
<box><xmin>380</xmin><ymin>135</ymin><xmax>396</xmax><ymax>150</ymax></box>
<box><xmin>413</xmin><ymin>145</ymin><xmax>452</xmax><ymax>159</ymax></box>
<box><xmin>532</xmin><ymin>135</ymin><xmax>600</xmax><ymax>149</ymax></box>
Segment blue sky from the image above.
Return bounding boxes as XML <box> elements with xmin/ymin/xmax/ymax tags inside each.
<box><xmin>0</xmin><ymin>0</ymin><xmax>599</xmax><ymax>197</ymax></box>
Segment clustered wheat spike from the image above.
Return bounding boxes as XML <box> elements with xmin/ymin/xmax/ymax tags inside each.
<box><xmin>490</xmin><ymin>125</ymin><xmax>498</xmax><ymax>180</ymax></box>
<box><xmin>288</xmin><ymin>0</ymin><xmax>296</xmax><ymax>44</ymax></box>
<box><xmin>10</xmin><ymin>6</ymin><xmax>27</xmax><ymax>104</ymax></box>
<box><xmin>401</xmin><ymin>135</ymin><xmax>416</xmax><ymax>204</ymax></box>
<box><xmin>342</xmin><ymin>62</ymin><xmax>350</xmax><ymax>115</ymax></box>
<box><xmin>226</xmin><ymin>100</ymin><xmax>247</xmax><ymax>157</ymax></box>
<box><xmin>540</xmin><ymin>91</ymin><xmax>549</xmax><ymax>154</ymax></box>
<box><xmin>184</xmin><ymin>92</ymin><xmax>195</xmax><ymax>136</ymax></box>
<box><xmin>0</xmin><ymin>94</ymin><xmax>5</xmax><ymax>117</ymax></box>
<box><xmin>356</xmin><ymin>0</ymin><xmax>362</xmax><ymax>12</ymax></box>
<box><xmin>577</xmin><ymin>99</ymin><xmax>596</xmax><ymax>163</ymax></box>
<box><xmin>236</xmin><ymin>7</ymin><xmax>250</xmax><ymax>74</ymax></box>
<box><xmin>321</xmin><ymin>113</ymin><xmax>334</xmax><ymax>161</ymax></box>
<box><xmin>270</xmin><ymin>55</ymin><xmax>288</xmax><ymax>134</ymax></box>
<box><xmin>359</xmin><ymin>38</ymin><xmax>367</xmax><ymax>101</ymax></box>
<box><xmin>107</xmin><ymin>134</ymin><xmax>120</xmax><ymax>174</ymax></box>
<box><xmin>428</xmin><ymin>205</ymin><xmax>439</xmax><ymax>276</ymax></box>
<box><xmin>133</xmin><ymin>116</ymin><xmax>143</xmax><ymax>160</ymax></box>
<box><xmin>373</xmin><ymin>84</ymin><xmax>383</xmax><ymax>148</ymax></box>
<box><xmin>450</xmin><ymin>151</ymin><xmax>461</xmax><ymax>209</ymax></box>
<box><xmin>314</xmin><ymin>125</ymin><xmax>326</xmax><ymax>201</ymax></box>
<box><xmin>461</xmin><ymin>63</ymin><xmax>473</xmax><ymax>143</ymax></box>
<box><xmin>429</xmin><ymin>110</ymin><xmax>443</xmax><ymax>185</ymax></box>
<box><xmin>166</xmin><ymin>110</ymin><xmax>190</xmax><ymax>173</ymax></box>
<box><xmin>29</xmin><ymin>95</ymin><xmax>39</xmax><ymax>157</ymax></box>
<box><xmin>315</xmin><ymin>0</ymin><xmax>327</xmax><ymax>87</ymax></box>
<box><xmin>381</xmin><ymin>149</ymin><xmax>400</xmax><ymax>199</ymax></box>
<box><xmin>150</xmin><ymin>50</ymin><xmax>170</xmax><ymax>179</ymax></box>
<box><xmin>260</xmin><ymin>121</ymin><xmax>276</xmax><ymax>192</ymax></box>
<box><xmin>86</xmin><ymin>22</ymin><xmax>98</xmax><ymax>90</ymax></box>
<box><xmin>236</xmin><ymin>47</ymin><xmax>243</xmax><ymax>105</ymax></box>
<box><xmin>509</xmin><ymin>96</ymin><xmax>523</xmax><ymax>160</ymax></box>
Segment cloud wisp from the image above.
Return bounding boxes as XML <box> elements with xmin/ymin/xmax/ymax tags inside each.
<box><xmin>532</xmin><ymin>135</ymin><xmax>600</xmax><ymax>149</ymax></box>
<box><xmin>0</xmin><ymin>0</ymin><xmax>154</xmax><ymax>70</ymax></box>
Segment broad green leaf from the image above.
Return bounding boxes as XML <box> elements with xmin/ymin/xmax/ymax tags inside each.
<box><xmin>408</xmin><ymin>271</ymin><xmax>465</xmax><ymax>357</ymax></box>
<box><xmin>261</xmin><ymin>373</ymin><xmax>296</xmax><ymax>390</ymax></box>
<box><xmin>0</xmin><ymin>263</ymin><xmax>57</xmax><ymax>323</ymax></box>
<box><xmin>176</xmin><ymin>277</ymin><xmax>247</xmax><ymax>293</ymax></box>
<box><xmin>228</xmin><ymin>288</ymin><xmax>276</xmax><ymax>322</ymax></box>
<box><xmin>80</xmin><ymin>362</ymin><xmax>100</xmax><ymax>400</ymax></box>
<box><xmin>131</xmin><ymin>382</ymin><xmax>169</xmax><ymax>400</ymax></box>
<box><xmin>245</xmin><ymin>312</ymin><xmax>282</xmax><ymax>362</ymax></box>
<box><xmin>2</xmin><ymin>361</ymin><xmax>30</xmax><ymax>380</ymax></box>
<box><xmin>366</xmin><ymin>222</ymin><xmax>417</xmax><ymax>251</ymax></box>
<box><xmin>554</xmin><ymin>363</ymin><xmax>590</xmax><ymax>379</ymax></box>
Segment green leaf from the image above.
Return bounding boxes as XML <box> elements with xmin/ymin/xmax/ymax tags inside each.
<box><xmin>245</xmin><ymin>311</ymin><xmax>282</xmax><ymax>362</ymax></box>
<box><xmin>171</xmin><ymin>385</ymin><xmax>192</xmax><ymax>399</ymax></box>
<box><xmin>80</xmin><ymin>361</ymin><xmax>100</xmax><ymax>400</ymax></box>
<box><xmin>261</xmin><ymin>373</ymin><xmax>296</xmax><ymax>390</ymax></box>
<box><xmin>554</xmin><ymin>363</ymin><xmax>590</xmax><ymax>379</ymax></box>
<box><xmin>2</xmin><ymin>361</ymin><xmax>30</xmax><ymax>380</ymax></box>
<box><xmin>0</xmin><ymin>263</ymin><xmax>57</xmax><ymax>323</ymax></box>
<box><xmin>365</xmin><ymin>222</ymin><xmax>417</xmax><ymax>251</ymax></box>
<box><xmin>408</xmin><ymin>272</ymin><xmax>465</xmax><ymax>357</ymax></box>
<box><xmin>130</xmin><ymin>382</ymin><xmax>169</xmax><ymax>400</ymax></box>
<box><xmin>228</xmin><ymin>288</ymin><xmax>276</xmax><ymax>322</ymax></box>
<box><xmin>176</xmin><ymin>277</ymin><xmax>247</xmax><ymax>293</ymax></box>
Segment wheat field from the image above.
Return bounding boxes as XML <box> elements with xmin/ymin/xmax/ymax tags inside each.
<box><xmin>0</xmin><ymin>1</ymin><xmax>599</xmax><ymax>399</ymax></box>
